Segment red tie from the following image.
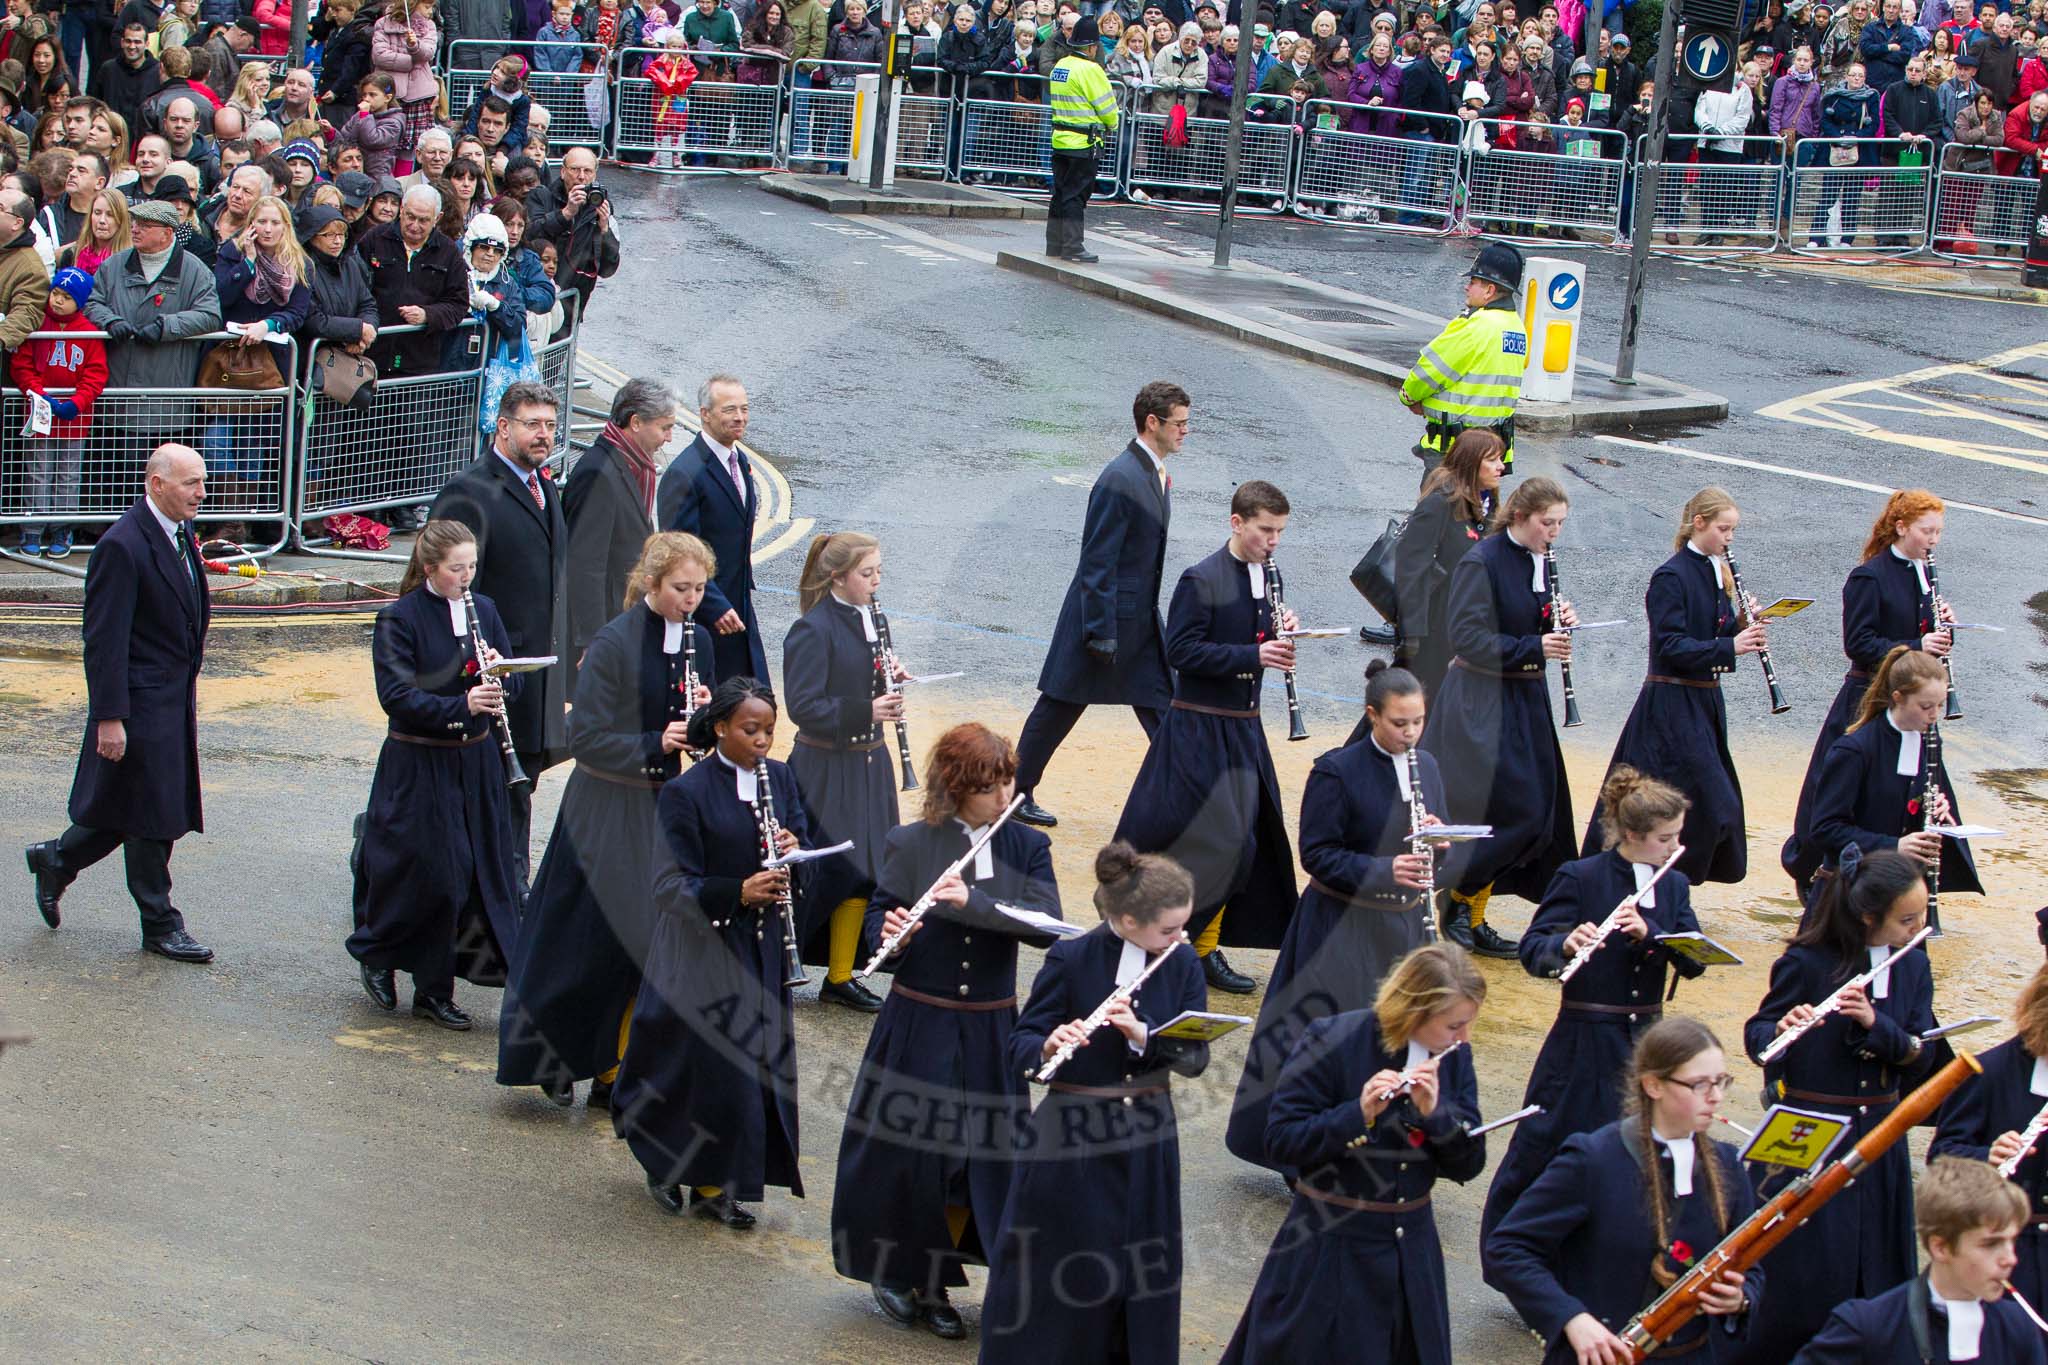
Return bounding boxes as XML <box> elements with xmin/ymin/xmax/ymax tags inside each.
<box><xmin>527</xmin><ymin>472</ymin><xmax>545</xmax><ymax>509</ymax></box>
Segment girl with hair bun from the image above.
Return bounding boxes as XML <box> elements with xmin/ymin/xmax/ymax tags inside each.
<box><xmin>1485</xmin><ymin>1017</ymin><xmax>1760</xmax><ymax>1365</ymax></box>
<box><xmin>1227</xmin><ymin>659</ymin><xmax>1447</xmax><ymax>1174</ymax></box>
<box><xmin>1582</xmin><ymin>487</ymin><xmax>1767</xmax><ymax>886</ymax></box>
<box><xmin>1483</xmin><ymin>765</ymin><xmax>1707</xmax><ymax>1240</ymax></box>
<box><xmin>1740</xmin><ymin>847</ymin><xmax>1936</xmax><ymax>1359</ymax></box>
<box><xmin>496</xmin><ymin>531</ymin><xmax>717</xmax><ymax>1108</ymax></box>
<box><xmin>612</xmin><ymin>676</ymin><xmax>817</xmax><ymax>1231</ymax></box>
<box><xmin>1784</xmin><ymin>489</ymin><xmax>1953</xmax><ymax>895</ymax></box>
<box><xmin>980</xmin><ymin>842</ymin><xmax>1208</xmax><ymax>1365</ymax></box>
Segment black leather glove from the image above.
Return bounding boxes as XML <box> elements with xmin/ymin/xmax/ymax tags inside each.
<box><xmin>140</xmin><ymin>318</ymin><xmax>166</xmax><ymax>343</ymax></box>
<box><xmin>1086</xmin><ymin>638</ymin><xmax>1117</xmax><ymax>661</ymax></box>
<box><xmin>103</xmin><ymin>318</ymin><xmax>135</xmax><ymax>340</ymax></box>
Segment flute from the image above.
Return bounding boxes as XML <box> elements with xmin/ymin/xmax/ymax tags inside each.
<box><xmin>753</xmin><ymin>758</ymin><xmax>810</xmax><ymax>990</ymax></box>
<box><xmin>1757</xmin><ymin>924</ymin><xmax>1936</xmax><ymax>1065</ymax></box>
<box><xmin>872</xmin><ymin>595</ymin><xmax>918</xmax><ymax>790</ymax></box>
<box><xmin>461</xmin><ymin>586</ymin><xmax>529</xmax><ymax>792</ymax></box>
<box><xmin>1926</xmin><ymin>549</ymin><xmax>1961</xmax><ymax>720</ymax></box>
<box><xmin>1266</xmin><ymin>559</ymin><xmax>1309</xmax><ymax>741</ymax></box>
<box><xmin>853</xmin><ymin>793</ymin><xmax>1026</xmax><ymax>980</ymax></box>
<box><xmin>1377</xmin><ymin>1039</ymin><xmax>1466</xmax><ymax>1100</ymax></box>
<box><xmin>1724</xmin><ymin>549</ymin><xmax>1789</xmax><ymax>715</ymax></box>
<box><xmin>1999</xmin><ymin>1098</ymin><xmax>2048</xmax><ymax>1178</ymax></box>
<box><xmin>2004</xmin><ymin>1282</ymin><xmax>2048</xmax><ymax>1335</ymax></box>
<box><xmin>1555</xmin><ymin>844</ymin><xmax>1686</xmax><ymax>984</ymax></box>
<box><xmin>1035</xmin><ymin>936</ymin><xmax>1187</xmax><ymax>1084</ymax></box>
<box><xmin>1546</xmin><ymin>548</ymin><xmax>1583</xmax><ymax>728</ymax></box>
<box><xmin>1406</xmin><ymin>748</ymin><xmax>1438</xmax><ymax>942</ymax></box>
<box><xmin>1467</xmin><ymin>1103</ymin><xmax>1542</xmax><ymax>1137</ymax></box>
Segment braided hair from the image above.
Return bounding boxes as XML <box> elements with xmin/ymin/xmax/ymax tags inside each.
<box><xmin>1625</xmin><ymin>1016</ymin><xmax>1733</xmax><ymax>1288</ymax></box>
<box><xmin>685</xmin><ymin>675</ymin><xmax>777</xmax><ymax>755</ymax></box>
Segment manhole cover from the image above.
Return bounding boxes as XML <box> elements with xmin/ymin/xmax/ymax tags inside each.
<box><xmin>1275</xmin><ymin>306</ymin><xmax>1388</xmax><ymax>326</ymax></box>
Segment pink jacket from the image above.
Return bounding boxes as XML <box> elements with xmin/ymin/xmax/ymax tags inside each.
<box><xmin>253</xmin><ymin>0</ymin><xmax>293</xmax><ymax>54</ymax></box>
<box><xmin>372</xmin><ymin>12</ymin><xmax>441</xmax><ymax>104</ymax></box>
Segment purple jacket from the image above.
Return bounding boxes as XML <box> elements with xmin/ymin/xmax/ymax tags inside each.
<box><xmin>1346</xmin><ymin>57</ymin><xmax>1401</xmax><ymax>135</ymax></box>
<box><xmin>1769</xmin><ymin>71</ymin><xmax>1822</xmax><ymax>138</ymax></box>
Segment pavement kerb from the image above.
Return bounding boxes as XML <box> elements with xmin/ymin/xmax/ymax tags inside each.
<box><xmin>758</xmin><ymin>172</ymin><xmax>1047</xmax><ymax>219</ymax></box>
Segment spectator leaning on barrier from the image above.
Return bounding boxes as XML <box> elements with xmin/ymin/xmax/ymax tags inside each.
<box><xmin>299</xmin><ymin>204</ymin><xmax>378</xmax><ymax>357</ymax></box>
<box><xmin>9</xmin><ymin>265</ymin><xmax>105</xmax><ymax>559</ymax></box>
<box><xmin>1999</xmin><ymin>87</ymin><xmax>2048</xmax><ymax>174</ymax></box>
<box><xmin>1150</xmin><ymin>21</ymin><xmax>1207</xmax><ymax>111</ymax></box>
<box><xmin>360</xmin><ymin>184</ymin><xmax>470</xmax><ymax>377</ymax></box>
<box><xmin>1882</xmin><ymin>52</ymin><xmax>1938</xmax><ymax>153</ymax></box>
<box><xmin>84</xmin><ymin>197</ymin><xmax>223</xmax><ymax>404</ymax></box>
<box><xmin>1939</xmin><ymin>87</ymin><xmax>2002</xmax><ymax>250</ymax></box>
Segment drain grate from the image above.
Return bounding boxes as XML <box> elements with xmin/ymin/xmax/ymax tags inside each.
<box><xmin>1274</xmin><ymin>306</ymin><xmax>1388</xmax><ymax>325</ymax></box>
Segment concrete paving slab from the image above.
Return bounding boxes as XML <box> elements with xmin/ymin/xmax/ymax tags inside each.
<box><xmin>759</xmin><ymin>172</ymin><xmax>1046</xmax><ymax>219</ymax></box>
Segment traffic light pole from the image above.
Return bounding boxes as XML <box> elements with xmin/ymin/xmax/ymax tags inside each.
<box><xmin>1614</xmin><ymin>0</ymin><xmax>1679</xmax><ymax>383</ymax></box>
<box><xmin>869</xmin><ymin>0</ymin><xmax>906</xmax><ymax>191</ymax></box>
<box><xmin>1213</xmin><ymin>29</ymin><xmax>1258</xmax><ymax>268</ymax></box>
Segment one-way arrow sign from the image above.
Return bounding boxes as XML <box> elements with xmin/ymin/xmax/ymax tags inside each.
<box><xmin>1683</xmin><ymin>31</ymin><xmax>1732</xmax><ymax>82</ymax></box>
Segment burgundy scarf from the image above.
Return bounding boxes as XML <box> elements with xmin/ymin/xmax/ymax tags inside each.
<box><xmin>607</xmin><ymin>421</ymin><xmax>656</xmax><ymax>518</ymax></box>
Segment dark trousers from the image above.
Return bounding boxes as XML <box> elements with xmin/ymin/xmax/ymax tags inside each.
<box><xmin>50</xmin><ymin>823</ymin><xmax>184</xmax><ymax>938</ymax></box>
<box><xmin>1014</xmin><ymin>694</ymin><xmax>1162</xmax><ymax>796</ymax></box>
<box><xmin>1047</xmin><ymin>149</ymin><xmax>1097</xmax><ymax>256</ymax></box>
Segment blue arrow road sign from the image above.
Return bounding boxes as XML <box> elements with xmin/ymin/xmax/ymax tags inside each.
<box><xmin>1548</xmin><ymin>275</ymin><xmax>1581</xmax><ymax>311</ymax></box>
<box><xmin>1684</xmin><ymin>31</ymin><xmax>1731</xmax><ymax>81</ymax></box>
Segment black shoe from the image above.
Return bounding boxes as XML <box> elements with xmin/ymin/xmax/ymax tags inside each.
<box><xmin>1357</xmin><ymin>622</ymin><xmax>1399</xmax><ymax>647</ymax></box>
<box><xmin>587</xmin><ymin>1079</ymin><xmax>614</xmax><ymax>1111</ymax></box>
<box><xmin>820</xmin><ymin>977</ymin><xmax>884</xmax><ymax>1013</ymax></box>
<box><xmin>1015</xmin><ymin>796</ymin><xmax>1058</xmax><ymax>828</ymax></box>
<box><xmin>544</xmin><ymin>1078</ymin><xmax>576</xmax><ymax>1107</ymax></box>
<box><xmin>646</xmin><ymin>1176</ymin><xmax>685</xmax><ymax>1214</ymax></box>
<box><xmin>1202</xmin><ymin>948</ymin><xmax>1257</xmax><ymax>995</ymax></box>
<box><xmin>689</xmin><ymin>1189</ymin><xmax>757</xmax><ymax>1229</ymax></box>
<box><xmin>412</xmin><ymin>996</ymin><xmax>473</xmax><ymax>1030</ymax></box>
<box><xmin>1064</xmin><ymin>250</ymin><xmax>1100</xmax><ymax>263</ymax></box>
<box><xmin>358</xmin><ymin>961</ymin><xmax>396</xmax><ymax>1010</ymax></box>
<box><xmin>1439</xmin><ymin>899</ymin><xmax>1474</xmax><ymax>949</ymax></box>
<box><xmin>873</xmin><ymin>1282</ymin><xmax>919</xmax><ymax>1326</ymax></box>
<box><xmin>917</xmin><ymin>1290</ymin><xmax>966</xmax><ymax>1339</ymax></box>
<box><xmin>1471</xmin><ymin>921</ymin><xmax>1519</xmax><ymax>959</ymax></box>
<box><xmin>143</xmin><ymin>929</ymin><xmax>214</xmax><ymax>963</ymax></box>
<box><xmin>25</xmin><ymin>841</ymin><xmax>62</xmax><ymax>927</ymax></box>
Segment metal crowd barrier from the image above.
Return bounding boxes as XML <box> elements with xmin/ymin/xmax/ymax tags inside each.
<box><xmin>611</xmin><ymin>45</ymin><xmax>786</xmax><ymax>168</ymax></box>
<box><xmin>1930</xmin><ymin>146</ymin><xmax>2032</xmax><ymax>265</ymax></box>
<box><xmin>894</xmin><ymin>68</ymin><xmax>958</xmax><ymax>179</ymax></box>
<box><xmin>785</xmin><ymin>58</ymin><xmax>879</xmax><ymax>168</ymax></box>
<box><xmin>1294</xmin><ymin>103</ymin><xmax>1463</xmax><ymax>230</ymax></box>
<box><xmin>537</xmin><ymin>309</ymin><xmax>580</xmax><ymax>471</ymax></box>
<box><xmin>956</xmin><ymin>73</ymin><xmax>1123</xmax><ymax>197</ymax></box>
<box><xmin>448</xmin><ymin>39</ymin><xmax>611</xmax><ymax>154</ymax></box>
<box><xmin>0</xmin><ymin>331</ymin><xmax>297</xmax><ymax>568</ymax></box>
<box><xmin>1124</xmin><ymin>96</ymin><xmax>1296</xmax><ymax>211</ymax></box>
<box><xmin>1464</xmin><ymin>120</ymin><xmax>1627</xmax><ymax>243</ymax></box>
<box><xmin>1786</xmin><ymin>136</ymin><xmax>1928</xmax><ymax>255</ymax></box>
<box><xmin>1642</xmin><ymin>134</ymin><xmax>1786</xmax><ymax>252</ymax></box>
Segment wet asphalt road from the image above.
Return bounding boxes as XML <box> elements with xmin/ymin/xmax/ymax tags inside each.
<box><xmin>2</xmin><ymin>169</ymin><xmax>2046</xmax><ymax>1363</ymax></box>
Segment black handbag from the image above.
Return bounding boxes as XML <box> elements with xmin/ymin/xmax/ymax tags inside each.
<box><xmin>1350</xmin><ymin>516</ymin><xmax>1404</xmax><ymax>626</ymax></box>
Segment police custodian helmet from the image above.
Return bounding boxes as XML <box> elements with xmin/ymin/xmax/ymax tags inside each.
<box><xmin>1469</xmin><ymin>242</ymin><xmax>1525</xmax><ymax>293</ymax></box>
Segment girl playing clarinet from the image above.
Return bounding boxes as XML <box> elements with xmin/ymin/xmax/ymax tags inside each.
<box><xmin>1484</xmin><ymin>1017</ymin><xmax>1761</xmax><ymax>1365</ymax></box>
<box><xmin>831</xmin><ymin>722</ymin><xmax>1062</xmax><ymax>1340</ymax></box>
<box><xmin>612</xmin><ymin>677</ymin><xmax>814</xmax><ymax>1231</ymax></box>
<box><xmin>1783</xmin><ymin>490</ymin><xmax>1952</xmax><ymax>895</ymax></box>
<box><xmin>1221</xmin><ymin>944</ymin><xmax>1487</xmax><ymax>1365</ymax></box>
<box><xmin>1583</xmin><ymin>488</ymin><xmax>1767</xmax><ymax>886</ymax></box>
<box><xmin>1482</xmin><ymin>767</ymin><xmax>1706</xmax><ymax>1239</ymax></box>
<box><xmin>1421</xmin><ymin>475</ymin><xmax>1579</xmax><ymax>958</ymax></box>
<box><xmin>979</xmin><ymin>842</ymin><xmax>1207</xmax><ymax>1365</ymax></box>
<box><xmin>1226</xmin><ymin>660</ymin><xmax>1446</xmax><ymax>1173</ymax></box>
<box><xmin>497</xmin><ymin>532</ymin><xmax>716</xmax><ymax>1109</ymax></box>
<box><xmin>348</xmin><ymin>519</ymin><xmax>523</xmax><ymax>1032</ymax></box>
<box><xmin>1740</xmin><ymin>847</ymin><xmax>1936</xmax><ymax>1360</ymax></box>
<box><xmin>783</xmin><ymin>530</ymin><xmax>908</xmax><ymax>1013</ymax></box>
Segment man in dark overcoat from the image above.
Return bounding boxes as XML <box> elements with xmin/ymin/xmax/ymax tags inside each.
<box><xmin>1010</xmin><ymin>380</ymin><xmax>1186</xmax><ymax>827</ymax></box>
<box><xmin>26</xmin><ymin>444</ymin><xmax>216</xmax><ymax>963</ymax></box>
<box><xmin>655</xmin><ymin>372</ymin><xmax>768</xmax><ymax>688</ymax></box>
<box><xmin>563</xmin><ymin>376</ymin><xmax>674</xmax><ymax>672</ymax></box>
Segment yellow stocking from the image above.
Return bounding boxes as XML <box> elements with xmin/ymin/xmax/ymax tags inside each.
<box><xmin>1451</xmin><ymin>883</ymin><xmax>1494</xmax><ymax>928</ymax></box>
<box><xmin>1193</xmin><ymin>906</ymin><xmax>1225</xmax><ymax>958</ymax></box>
<box><xmin>945</xmin><ymin>1204</ymin><xmax>971</xmax><ymax>1247</ymax></box>
<box><xmin>598</xmin><ymin>992</ymin><xmax>636</xmax><ymax>1085</ymax></box>
<box><xmin>695</xmin><ymin>1185</ymin><xmax>723</xmax><ymax>1199</ymax></box>
<box><xmin>827</xmin><ymin>897</ymin><xmax>866</xmax><ymax>985</ymax></box>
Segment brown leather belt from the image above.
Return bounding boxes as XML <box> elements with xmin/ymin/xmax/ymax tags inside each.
<box><xmin>1647</xmin><ymin>674</ymin><xmax>1719</xmax><ymax>690</ymax></box>
<box><xmin>388</xmin><ymin>729</ymin><xmax>491</xmax><ymax>748</ymax></box>
<box><xmin>1783</xmin><ymin>1086</ymin><xmax>1898</xmax><ymax>1108</ymax></box>
<box><xmin>1452</xmin><ymin>657</ymin><xmax>1542</xmax><ymax>681</ymax></box>
<box><xmin>890</xmin><ymin>983</ymin><xmax>1018</xmax><ymax>1013</ymax></box>
<box><xmin>1561</xmin><ymin>1001</ymin><xmax>1664</xmax><ymax>1019</ymax></box>
<box><xmin>1844</xmin><ymin>668</ymin><xmax>1872</xmax><ymax>685</ymax></box>
<box><xmin>1048</xmin><ymin>1080</ymin><xmax>1167</xmax><ymax>1099</ymax></box>
<box><xmin>1308</xmin><ymin>877</ymin><xmax>1412</xmax><ymax>910</ymax></box>
<box><xmin>1298</xmin><ymin>1186</ymin><xmax>1432</xmax><ymax>1215</ymax></box>
<box><xmin>794</xmin><ymin>732</ymin><xmax>884</xmax><ymax>753</ymax></box>
<box><xmin>583</xmin><ymin>767</ymin><xmax>668</xmax><ymax>790</ymax></box>
<box><xmin>1171</xmin><ymin>699</ymin><xmax>1258</xmax><ymax>718</ymax></box>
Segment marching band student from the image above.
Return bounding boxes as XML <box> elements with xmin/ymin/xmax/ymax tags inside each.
<box><xmin>495</xmin><ymin>532</ymin><xmax>715</xmax><ymax>1109</ymax></box>
<box><xmin>1484</xmin><ymin>1017</ymin><xmax>1762</xmax><ymax>1365</ymax></box>
<box><xmin>1792</xmin><ymin>1157</ymin><xmax>2047</xmax><ymax>1365</ymax></box>
<box><xmin>1741</xmin><ymin>847</ymin><xmax>1936</xmax><ymax>1361</ymax></box>
<box><xmin>1225</xmin><ymin>660</ymin><xmax>1446</xmax><ymax>1173</ymax></box>
<box><xmin>1483</xmin><ymin>767</ymin><xmax>1706</xmax><ymax>1240</ymax></box>
<box><xmin>1391</xmin><ymin>428</ymin><xmax>1506</xmax><ymax>698</ymax></box>
<box><xmin>1794</xmin><ymin>645</ymin><xmax>1981</xmax><ymax>930</ymax></box>
<box><xmin>1420</xmin><ymin>475</ymin><xmax>1580</xmax><ymax>958</ymax></box>
<box><xmin>1582</xmin><ymin>488</ymin><xmax>1767</xmax><ymax>886</ymax></box>
<box><xmin>1114</xmin><ymin>480</ymin><xmax>1300</xmax><ymax>997</ymax></box>
<box><xmin>1783</xmin><ymin>489</ymin><xmax>1952</xmax><ymax>896</ymax></box>
<box><xmin>979</xmin><ymin>842</ymin><xmax>1208</xmax><ymax>1365</ymax></box>
<box><xmin>612</xmin><ymin>677</ymin><xmax>814</xmax><ymax>1231</ymax></box>
<box><xmin>830</xmin><ymin>723</ymin><xmax>1063</xmax><ymax>1341</ymax></box>
<box><xmin>348</xmin><ymin>519</ymin><xmax>523</xmax><ymax>1032</ymax></box>
<box><xmin>783</xmin><ymin>531</ymin><xmax>906</xmax><ymax>1013</ymax></box>
<box><xmin>1220</xmin><ymin>944</ymin><xmax>1487</xmax><ymax>1365</ymax></box>
<box><xmin>1931</xmin><ymin>963</ymin><xmax>2048</xmax><ymax>1317</ymax></box>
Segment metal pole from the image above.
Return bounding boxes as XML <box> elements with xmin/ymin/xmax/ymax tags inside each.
<box><xmin>1213</xmin><ymin>23</ymin><xmax>1258</xmax><ymax>267</ymax></box>
<box><xmin>290</xmin><ymin>0</ymin><xmax>310</xmax><ymax>68</ymax></box>
<box><xmin>868</xmin><ymin>0</ymin><xmax>903</xmax><ymax>190</ymax></box>
<box><xmin>1614</xmin><ymin>0</ymin><xmax>1679</xmax><ymax>383</ymax></box>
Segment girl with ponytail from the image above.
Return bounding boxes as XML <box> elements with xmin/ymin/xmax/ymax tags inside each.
<box><xmin>1485</xmin><ymin>1016</ymin><xmax>1759</xmax><ymax>1365</ymax></box>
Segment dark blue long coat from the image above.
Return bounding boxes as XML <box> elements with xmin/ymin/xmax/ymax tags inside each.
<box><xmin>1226</xmin><ymin>740</ymin><xmax>1445</xmax><ymax>1172</ymax></box>
<box><xmin>69</xmin><ymin>499</ymin><xmax>210</xmax><ymax>841</ymax></box>
<box><xmin>1791</xmin><ymin>718</ymin><xmax>1982</xmax><ymax>901</ymax></box>
<box><xmin>655</xmin><ymin>433</ymin><xmax>768</xmax><ymax>687</ymax></box>
<box><xmin>783</xmin><ymin>595</ymin><xmax>897</xmax><ymax>960</ymax></box>
<box><xmin>1220</xmin><ymin>1010</ymin><xmax>1485</xmax><ymax>1365</ymax></box>
<box><xmin>1791</xmin><ymin>1275</ymin><xmax>2048</xmax><ymax>1364</ymax></box>
<box><xmin>612</xmin><ymin>754</ymin><xmax>814</xmax><ymax>1202</ymax></box>
<box><xmin>1420</xmin><ymin>530</ymin><xmax>1576</xmax><ymax>900</ymax></box>
<box><xmin>1481</xmin><ymin>850</ymin><xmax>1705</xmax><ymax>1239</ymax></box>
<box><xmin>1583</xmin><ymin>549</ymin><xmax>1747</xmax><ymax>885</ymax></box>
<box><xmin>496</xmin><ymin>602</ymin><xmax>713</xmax><ymax>1089</ymax></box>
<box><xmin>830</xmin><ymin>818</ymin><xmax>1062</xmax><ymax>1296</ymax></box>
<box><xmin>1784</xmin><ymin>551</ymin><xmax>1935</xmax><ymax>885</ymax></box>
<box><xmin>1035</xmin><ymin>441</ymin><xmax>1173</xmax><ymax>710</ymax></box>
<box><xmin>1930</xmin><ymin>1036</ymin><xmax>2048</xmax><ymax>1314</ymax></box>
<box><xmin>979</xmin><ymin>926</ymin><xmax>1208</xmax><ymax>1365</ymax></box>
<box><xmin>1740</xmin><ymin>942</ymin><xmax>1936</xmax><ymax>1362</ymax></box>
<box><xmin>1116</xmin><ymin>545</ymin><xmax>1297</xmax><ymax>950</ymax></box>
<box><xmin>347</xmin><ymin>586</ymin><xmax>524</xmax><ymax>987</ymax></box>
<box><xmin>1484</xmin><ymin>1120</ymin><xmax>1764</xmax><ymax>1365</ymax></box>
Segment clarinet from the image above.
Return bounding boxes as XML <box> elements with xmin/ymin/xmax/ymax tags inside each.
<box><xmin>753</xmin><ymin>758</ymin><xmax>810</xmax><ymax>989</ymax></box>
<box><xmin>1724</xmin><ymin>550</ymin><xmax>1790</xmax><ymax>714</ymax></box>
<box><xmin>1545</xmin><ymin>548</ymin><xmax>1584</xmax><ymax>728</ymax></box>
<box><xmin>1266</xmin><ymin>559</ymin><xmax>1309</xmax><ymax>741</ymax></box>
<box><xmin>462</xmin><ymin>586</ymin><xmax>529</xmax><ymax>792</ymax></box>
<box><xmin>1926</xmin><ymin>550</ymin><xmax>1961</xmax><ymax>720</ymax></box>
<box><xmin>1922</xmin><ymin>721</ymin><xmax>1942</xmax><ymax>932</ymax></box>
<box><xmin>671</xmin><ymin>624</ymin><xmax>702</xmax><ymax>764</ymax></box>
<box><xmin>871</xmin><ymin>595</ymin><xmax>917</xmax><ymax>791</ymax></box>
<box><xmin>1407</xmin><ymin>748</ymin><xmax>1438</xmax><ymax>942</ymax></box>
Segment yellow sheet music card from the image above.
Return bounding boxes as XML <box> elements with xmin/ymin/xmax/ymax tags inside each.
<box><xmin>1741</xmin><ymin>1105</ymin><xmax>1852</xmax><ymax>1172</ymax></box>
<box><xmin>1154</xmin><ymin>1011</ymin><xmax>1253</xmax><ymax>1043</ymax></box>
<box><xmin>1756</xmin><ymin>598</ymin><xmax>1815</xmax><ymax>620</ymax></box>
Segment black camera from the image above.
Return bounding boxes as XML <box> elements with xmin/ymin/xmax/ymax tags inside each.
<box><xmin>584</xmin><ymin>186</ymin><xmax>607</xmax><ymax>208</ymax></box>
